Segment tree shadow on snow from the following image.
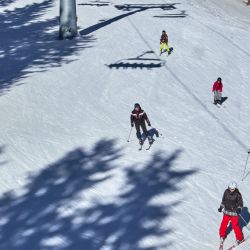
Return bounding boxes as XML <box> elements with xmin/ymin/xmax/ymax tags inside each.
<box><xmin>0</xmin><ymin>0</ymin><xmax>95</xmax><ymax>95</ymax></box>
<box><xmin>0</xmin><ymin>0</ymin><xmax>17</xmax><ymax>7</ymax></box>
<box><xmin>0</xmin><ymin>139</ymin><xmax>197</xmax><ymax>250</ymax></box>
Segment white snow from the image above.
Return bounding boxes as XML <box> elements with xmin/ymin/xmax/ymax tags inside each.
<box><xmin>0</xmin><ymin>0</ymin><xmax>250</xmax><ymax>249</ymax></box>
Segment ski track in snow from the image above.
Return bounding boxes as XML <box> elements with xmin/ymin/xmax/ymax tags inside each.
<box><xmin>0</xmin><ymin>0</ymin><xmax>250</xmax><ymax>249</ymax></box>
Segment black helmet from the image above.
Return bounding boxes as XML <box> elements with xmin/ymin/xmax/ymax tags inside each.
<box><xmin>134</xmin><ymin>103</ymin><xmax>140</xmax><ymax>108</ymax></box>
<box><xmin>217</xmin><ymin>77</ymin><xmax>222</xmax><ymax>82</ymax></box>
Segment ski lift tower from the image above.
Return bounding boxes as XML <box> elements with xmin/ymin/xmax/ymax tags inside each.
<box><xmin>59</xmin><ymin>0</ymin><xmax>77</xmax><ymax>39</ymax></box>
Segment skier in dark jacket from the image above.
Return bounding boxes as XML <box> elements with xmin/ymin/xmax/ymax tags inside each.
<box><xmin>218</xmin><ymin>182</ymin><xmax>244</xmax><ymax>246</ymax></box>
<box><xmin>130</xmin><ymin>103</ymin><xmax>152</xmax><ymax>145</ymax></box>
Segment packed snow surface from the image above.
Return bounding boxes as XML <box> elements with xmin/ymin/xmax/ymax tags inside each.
<box><xmin>0</xmin><ymin>0</ymin><xmax>250</xmax><ymax>249</ymax></box>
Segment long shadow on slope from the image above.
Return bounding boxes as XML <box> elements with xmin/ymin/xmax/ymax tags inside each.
<box><xmin>79</xmin><ymin>3</ymin><xmax>178</xmax><ymax>36</ymax></box>
<box><xmin>0</xmin><ymin>0</ymin><xmax>95</xmax><ymax>95</ymax></box>
<box><xmin>0</xmin><ymin>140</ymin><xmax>197</xmax><ymax>250</ymax></box>
<box><xmin>106</xmin><ymin>51</ymin><xmax>165</xmax><ymax>70</ymax></box>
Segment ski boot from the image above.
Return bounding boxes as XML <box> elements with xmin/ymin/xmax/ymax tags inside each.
<box><xmin>155</xmin><ymin>129</ymin><xmax>159</xmax><ymax>137</ymax></box>
<box><xmin>236</xmin><ymin>239</ymin><xmax>244</xmax><ymax>245</ymax></box>
<box><xmin>139</xmin><ymin>139</ymin><xmax>143</xmax><ymax>145</ymax></box>
<box><xmin>219</xmin><ymin>237</ymin><xmax>225</xmax><ymax>250</ymax></box>
<box><xmin>148</xmin><ymin>137</ymin><xmax>154</xmax><ymax>145</ymax></box>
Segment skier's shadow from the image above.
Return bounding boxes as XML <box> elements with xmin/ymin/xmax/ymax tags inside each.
<box><xmin>226</xmin><ymin>207</ymin><xmax>250</xmax><ymax>236</ymax></box>
<box><xmin>221</xmin><ymin>97</ymin><xmax>228</xmax><ymax>104</ymax></box>
<box><xmin>141</xmin><ymin>127</ymin><xmax>160</xmax><ymax>142</ymax></box>
<box><xmin>240</xmin><ymin>207</ymin><xmax>250</xmax><ymax>229</ymax></box>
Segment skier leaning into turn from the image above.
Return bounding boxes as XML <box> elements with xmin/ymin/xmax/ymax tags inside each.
<box><xmin>130</xmin><ymin>103</ymin><xmax>153</xmax><ymax>145</ymax></box>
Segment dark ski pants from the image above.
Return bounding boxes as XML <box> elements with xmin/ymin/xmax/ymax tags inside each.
<box><xmin>135</xmin><ymin>122</ymin><xmax>148</xmax><ymax>140</ymax></box>
<box><xmin>219</xmin><ymin>214</ymin><xmax>244</xmax><ymax>241</ymax></box>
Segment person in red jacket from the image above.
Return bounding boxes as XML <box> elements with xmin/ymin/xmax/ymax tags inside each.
<box><xmin>130</xmin><ymin>103</ymin><xmax>153</xmax><ymax>145</ymax></box>
<box><xmin>212</xmin><ymin>77</ymin><xmax>223</xmax><ymax>104</ymax></box>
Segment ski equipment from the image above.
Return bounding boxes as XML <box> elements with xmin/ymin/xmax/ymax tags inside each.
<box><xmin>127</xmin><ymin>127</ymin><xmax>133</xmax><ymax>142</ymax></box>
<box><xmin>241</xmin><ymin>150</ymin><xmax>250</xmax><ymax>181</ymax></box>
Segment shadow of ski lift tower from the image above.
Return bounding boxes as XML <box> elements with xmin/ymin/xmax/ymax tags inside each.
<box><xmin>114</xmin><ymin>3</ymin><xmax>178</xmax><ymax>11</ymax></box>
<box><xmin>106</xmin><ymin>51</ymin><xmax>165</xmax><ymax>70</ymax></box>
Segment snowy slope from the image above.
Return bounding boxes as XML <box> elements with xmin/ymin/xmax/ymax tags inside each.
<box><xmin>0</xmin><ymin>0</ymin><xmax>250</xmax><ymax>249</ymax></box>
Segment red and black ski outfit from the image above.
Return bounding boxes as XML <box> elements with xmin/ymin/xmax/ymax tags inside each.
<box><xmin>218</xmin><ymin>188</ymin><xmax>244</xmax><ymax>241</ymax></box>
<box><xmin>130</xmin><ymin>105</ymin><xmax>151</xmax><ymax>142</ymax></box>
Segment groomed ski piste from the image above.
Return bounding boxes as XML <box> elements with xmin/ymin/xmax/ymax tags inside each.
<box><xmin>0</xmin><ymin>0</ymin><xmax>250</xmax><ymax>249</ymax></box>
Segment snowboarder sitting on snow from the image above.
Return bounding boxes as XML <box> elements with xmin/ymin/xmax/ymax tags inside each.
<box><xmin>212</xmin><ymin>77</ymin><xmax>223</xmax><ymax>104</ymax></box>
<box><xmin>160</xmin><ymin>30</ymin><xmax>171</xmax><ymax>55</ymax></box>
<box><xmin>130</xmin><ymin>103</ymin><xmax>153</xmax><ymax>145</ymax></box>
<box><xmin>218</xmin><ymin>182</ymin><xmax>244</xmax><ymax>246</ymax></box>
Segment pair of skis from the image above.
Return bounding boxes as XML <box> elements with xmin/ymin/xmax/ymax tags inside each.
<box><xmin>219</xmin><ymin>238</ymin><xmax>247</xmax><ymax>250</ymax></box>
<box><xmin>160</xmin><ymin>47</ymin><xmax>174</xmax><ymax>56</ymax></box>
<box><xmin>138</xmin><ymin>139</ymin><xmax>155</xmax><ymax>151</ymax></box>
<box><xmin>214</xmin><ymin>103</ymin><xmax>226</xmax><ymax>108</ymax></box>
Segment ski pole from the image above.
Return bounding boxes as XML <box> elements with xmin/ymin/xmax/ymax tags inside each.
<box><xmin>239</xmin><ymin>214</ymin><xmax>250</xmax><ymax>231</ymax></box>
<box><xmin>241</xmin><ymin>149</ymin><xmax>250</xmax><ymax>181</ymax></box>
<box><xmin>127</xmin><ymin>127</ymin><xmax>133</xmax><ymax>142</ymax></box>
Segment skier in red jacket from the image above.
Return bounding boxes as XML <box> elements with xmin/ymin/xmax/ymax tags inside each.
<box><xmin>130</xmin><ymin>103</ymin><xmax>153</xmax><ymax>145</ymax></box>
<box><xmin>212</xmin><ymin>77</ymin><xmax>223</xmax><ymax>104</ymax></box>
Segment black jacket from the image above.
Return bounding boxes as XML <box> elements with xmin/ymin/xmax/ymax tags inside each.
<box><xmin>221</xmin><ymin>188</ymin><xmax>243</xmax><ymax>214</ymax></box>
<box><xmin>130</xmin><ymin>108</ymin><xmax>151</xmax><ymax>126</ymax></box>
